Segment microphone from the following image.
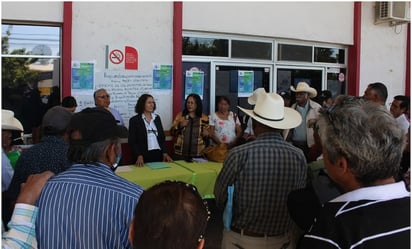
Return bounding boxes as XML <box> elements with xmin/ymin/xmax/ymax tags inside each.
<box><xmin>185</xmin><ymin>115</ymin><xmax>190</xmax><ymax>120</ymax></box>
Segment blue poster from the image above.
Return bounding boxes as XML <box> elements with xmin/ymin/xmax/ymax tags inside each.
<box><xmin>153</xmin><ymin>64</ymin><xmax>172</xmax><ymax>90</ymax></box>
<box><xmin>71</xmin><ymin>62</ymin><xmax>94</xmax><ymax>90</ymax></box>
<box><xmin>185</xmin><ymin>70</ymin><xmax>204</xmax><ymax>99</ymax></box>
<box><xmin>238</xmin><ymin>71</ymin><xmax>254</xmax><ymax>97</ymax></box>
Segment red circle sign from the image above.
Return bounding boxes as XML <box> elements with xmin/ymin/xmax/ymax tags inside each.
<box><xmin>109</xmin><ymin>49</ymin><xmax>124</xmax><ymax>64</ymax></box>
<box><xmin>338</xmin><ymin>73</ymin><xmax>345</xmax><ymax>82</ymax></box>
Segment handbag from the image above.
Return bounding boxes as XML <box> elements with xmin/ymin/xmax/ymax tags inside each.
<box><xmin>203</xmin><ymin>143</ymin><xmax>228</xmax><ymax>162</ymax></box>
<box><xmin>223</xmin><ymin>185</ymin><xmax>234</xmax><ymax>230</ymax></box>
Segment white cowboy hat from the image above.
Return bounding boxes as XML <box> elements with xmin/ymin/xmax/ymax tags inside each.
<box><xmin>248</xmin><ymin>88</ymin><xmax>266</xmax><ymax>105</ymax></box>
<box><xmin>290</xmin><ymin>82</ymin><xmax>317</xmax><ymax>98</ymax></box>
<box><xmin>238</xmin><ymin>88</ymin><xmax>302</xmax><ymax>129</ymax></box>
<box><xmin>2</xmin><ymin>110</ymin><xmax>23</xmax><ymax>131</ymax></box>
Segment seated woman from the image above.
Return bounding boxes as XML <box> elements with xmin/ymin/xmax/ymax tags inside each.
<box><xmin>171</xmin><ymin>94</ymin><xmax>209</xmax><ymax>160</ymax></box>
<box><xmin>128</xmin><ymin>94</ymin><xmax>172</xmax><ymax>166</ymax></box>
<box><xmin>129</xmin><ymin>180</ymin><xmax>210</xmax><ymax>249</ymax></box>
<box><xmin>209</xmin><ymin>96</ymin><xmax>242</xmax><ymax>149</ymax></box>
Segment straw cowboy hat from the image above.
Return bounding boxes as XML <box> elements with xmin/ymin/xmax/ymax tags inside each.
<box><xmin>238</xmin><ymin>88</ymin><xmax>302</xmax><ymax>129</ymax></box>
<box><xmin>247</xmin><ymin>88</ymin><xmax>266</xmax><ymax>105</ymax></box>
<box><xmin>2</xmin><ymin>110</ymin><xmax>23</xmax><ymax>131</ymax></box>
<box><xmin>290</xmin><ymin>82</ymin><xmax>317</xmax><ymax>98</ymax></box>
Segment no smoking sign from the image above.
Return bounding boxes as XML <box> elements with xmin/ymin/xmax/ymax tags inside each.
<box><xmin>106</xmin><ymin>45</ymin><xmax>138</xmax><ymax>70</ymax></box>
<box><xmin>109</xmin><ymin>49</ymin><xmax>124</xmax><ymax>64</ymax></box>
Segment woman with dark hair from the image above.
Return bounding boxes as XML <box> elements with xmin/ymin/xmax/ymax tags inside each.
<box><xmin>209</xmin><ymin>96</ymin><xmax>242</xmax><ymax>149</ymax></box>
<box><xmin>171</xmin><ymin>94</ymin><xmax>209</xmax><ymax>160</ymax></box>
<box><xmin>129</xmin><ymin>180</ymin><xmax>210</xmax><ymax>249</ymax></box>
<box><xmin>128</xmin><ymin>94</ymin><xmax>172</xmax><ymax>166</ymax></box>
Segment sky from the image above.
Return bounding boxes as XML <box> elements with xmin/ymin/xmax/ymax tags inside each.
<box><xmin>2</xmin><ymin>24</ymin><xmax>60</xmax><ymax>56</ymax></box>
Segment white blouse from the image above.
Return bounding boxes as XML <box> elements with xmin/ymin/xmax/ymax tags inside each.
<box><xmin>209</xmin><ymin>111</ymin><xmax>240</xmax><ymax>144</ymax></box>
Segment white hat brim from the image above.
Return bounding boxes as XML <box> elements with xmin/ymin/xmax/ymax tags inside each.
<box><xmin>2</xmin><ymin>118</ymin><xmax>23</xmax><ymax>131</ymax></box>
<box><xmin>290</xmin><ymin>86</ymin><xmax>317</xmax><ymax>98</ymax></box>
<box><xmin>238</xmin><ymin>106</ymin><xmax>302</xmax><ymax>130</ymax></box>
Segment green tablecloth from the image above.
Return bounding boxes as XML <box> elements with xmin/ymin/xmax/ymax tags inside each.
<box><xmin>174</xmin><ymin>160</ymin><xmax>223</xmax><ymax>198</ymax></box>
<box><xmin>116</xmin><ymin>162</ymin><xmax>193</xmax><ymax>190</ymax></box>
<box><xmin>116</xmin><ymin>161</ymin><xmax>223</xmax><ymax>198</ymax></box>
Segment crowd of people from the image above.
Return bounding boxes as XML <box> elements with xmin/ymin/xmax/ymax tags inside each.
<box><xmin>1</xmin><ymin>81</ymin><xmax>410</xmax><ymax>249</ymax></box>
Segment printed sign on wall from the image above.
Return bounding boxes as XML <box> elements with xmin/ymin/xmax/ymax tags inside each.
<box><xmin>106</xmin><ymin>45</ymin><xmax>138</xmax><ymax>70</ymax></box>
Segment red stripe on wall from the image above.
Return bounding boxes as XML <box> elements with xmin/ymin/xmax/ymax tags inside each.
<box><xmin>62</xmin><ymin>2</ymin><xmax>72</xmax><ymax>97</ymax></box>
<box><xmin>173</xmin><ymin>2</ymin><xmax>183</xmax><ymax>118</ymax></box>
<box><xmin>405</xmin><ymin>23</ymin><xmax>410</xmax><ymax>96</ymax></box>
<box><xmin>347</xmin><ymin>2</ymin><xmax>362</xmax><ymax>96</ymax></box>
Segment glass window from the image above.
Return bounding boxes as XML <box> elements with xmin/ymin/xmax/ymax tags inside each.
<box><xmin>231</xmin><ymin>40</ymin><xmax>272</xmax><ymax>60</ymax></box>
<box><xmin>278</xmin><ymin>44</ymin><xmax>312</xmax><ymax>62</ymax></box>
<box><xmin>314</xmin><ymin>47</ymin><xmax>345</xmax><ymax>64</ymax></box>
<box><xmin>182</xmin><ymin>36</ymin><xmax>229</xmax><ymax>57</ymax></box>
<box><xmin>327</xmin><ymin>68</ymin><xmax>346</xmax><ymax>98</ymax></box>
<box><xmin>2</xmin><ymin>24</ymin><xmax>61</xmax><ymax>141</ymax></box>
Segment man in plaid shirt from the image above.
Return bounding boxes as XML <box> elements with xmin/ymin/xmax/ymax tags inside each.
<box><xmin>214</xmin><ymin>88</ymin><xmax>307</xmax><ymax>249</ymax></box>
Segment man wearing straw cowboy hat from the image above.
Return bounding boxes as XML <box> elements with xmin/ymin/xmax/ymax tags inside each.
<box><xmin>289</xmin><ymin>82</ymin><xmax>322</xmax><ymax>159</ymax></box>
<box><xmin>2</xmin><ymin>110</ymin><xmax>23</xmax><ymax>192</ymax></box>
<box><xmin>214</xmin><ymin>88</ymin><xmax>307</xmax><ymax>249</ymax></box>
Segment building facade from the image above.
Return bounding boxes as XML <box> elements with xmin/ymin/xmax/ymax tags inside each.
<box><xmin>2</xmin><ymin>1</ymin><xmax>410</xmax><ymax>131</ymax></box>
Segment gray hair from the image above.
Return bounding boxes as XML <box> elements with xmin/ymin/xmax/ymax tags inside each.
<box><xmin>317</xmin><ymin>96</ymin><xmax>404</xmax><ymax>186</ymax></box>
<box><xmin>93</xmin><ymin>88</ymin><xmax>107</xmax><ymax>99</ymax></box>
<box><xmin>68</xmin><ymin>137</ymin><xmax>120</xmax><ymax>164</ymax></box>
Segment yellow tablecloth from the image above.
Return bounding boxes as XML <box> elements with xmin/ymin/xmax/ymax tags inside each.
<box><xmin>116</xmin><ymin>162</ymin><xmax>193</xmax><ymax>190</ymax></box>
<box><xmin>174</xmin><ymin>160</ymin><xmax>223</xmax><ymax>198</ymax></box>
<box><xmin>116</xmin><ymin>161</ymin><xmax>223</xmax><ymax>198</ymax></box>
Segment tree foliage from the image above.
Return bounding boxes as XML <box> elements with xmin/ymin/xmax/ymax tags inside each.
<box><xmin>2</xmin><ymin>26</ymin><xmax>39</xmax><ymax>88</ymax></box>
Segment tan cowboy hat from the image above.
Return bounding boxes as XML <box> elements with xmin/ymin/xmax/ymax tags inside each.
<box><xmin>2</xmin><ymin>110</ymin><xmax>23</xmax><ymax>131</ymax></box>
<box><xmin>290</xmin><ymin>82</ymin><xmax>317</xmax><ymax>98</ymax></box>
<box><xmin>238</xmin><ymin>88</ymin><xmax>302</xmax><ymax>129</ymax></box>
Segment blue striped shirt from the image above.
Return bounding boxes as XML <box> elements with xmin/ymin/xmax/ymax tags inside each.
<box><xmin>214</xmin><ymin>132</ymin><xmax>307</xmax><ymax>235</ymax></box>
<box><xmin>36</xmin><ymin>163</ymin><xmax>143</xmax><ymax>249</ymax></box>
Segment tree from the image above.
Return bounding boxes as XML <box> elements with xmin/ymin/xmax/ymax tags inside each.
<box><xmin>2</xmin><ymin>25</ymin><xmax>39</xmax><ymax>89</ymax></box>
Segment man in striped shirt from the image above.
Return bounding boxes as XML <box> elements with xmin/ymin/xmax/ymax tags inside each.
<box><xmin>299</xmin><ymin>96</ymin><xmax>410</xmax><ymax>249</ymax></box>
<box><xmin>36</xmin><ymin>107</ymin><xmax>143</xmax><ymax>249</ymax></box>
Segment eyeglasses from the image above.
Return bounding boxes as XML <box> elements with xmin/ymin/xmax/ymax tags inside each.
<box><xmin>322</xmin><ymin>96</ymin><xmax>359</xmax><ymax>132</ymax></box>
<box><xmin>320</xmin><ymin>95</ymin><xmax>359</xmax><ymax>156</ymax></box>
<box><xmin>147</xmin><ymin>129</ymin><xmax>158</xmax><ymax>137</ymax></box>
<box><xmin>97</xmin><ymin>94</ymin><xmax>110</xmax><ymax>99</ymax></box>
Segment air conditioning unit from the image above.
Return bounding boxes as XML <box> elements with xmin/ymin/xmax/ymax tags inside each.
<box><xmin>375</xmin><ymin>1</ymin><xmax>410</xmax><ymax>25</ymax></box>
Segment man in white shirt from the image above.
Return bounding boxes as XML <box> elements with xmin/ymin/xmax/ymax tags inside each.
<box><xmin>390</xmin><ymin>95</ymin><xmax>410</xmax><ymax>135</ymax></box>
<box><xmin>94</xmin><ymin>88</ymin><xmax>125</xmax><ymax>126</ymax></box>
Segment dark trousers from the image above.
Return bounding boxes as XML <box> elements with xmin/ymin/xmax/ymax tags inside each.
<box><xmin>144</xmin><ymin>149</ymin><xmax>163</xmax><ymax>163</ymax></box>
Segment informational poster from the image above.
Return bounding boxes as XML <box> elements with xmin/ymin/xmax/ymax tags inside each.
<box><xmin>238</xmin><ymin>70</ymin><xmax>254</xmax><ymax>97</ymax></box>
<box><xmin>71</xmin><ymin>61</ymin><xmax>95</xmax><ymax>91</ymax></box>
<box><xmin>153</xmin><ymin>64</ymin><xmax>172</xmax><ymax>92</ymax></box>
<box><xmin>185</xmin><ymin>70</ymin><xmax>204</xmax><ymax>99</ymax></box>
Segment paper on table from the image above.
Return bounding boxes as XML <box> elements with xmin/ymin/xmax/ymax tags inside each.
<box><xmin>146</xmin><ymin>162</ymin><xmax>170</xmax><ymax>169</ymax></box>
<box><xmin>192</xmin><ymin>157</ymin><xmax>208</xmax><ymax>163</ymax></box>
<box><xmin>116</xmin><ymin>166</ymin><xmax>134</xmax><ymax>172</ymax></box>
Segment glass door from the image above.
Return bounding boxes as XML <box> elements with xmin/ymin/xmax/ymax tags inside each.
<box><xmin>276</xmin><ymin>66</ymin><xmax>324</xmax><ymax>105</ymax></box>
<box><xmin>212</xmin><ymin>63</ymin><xmax>271</xmax><ymax>116</ymax></box>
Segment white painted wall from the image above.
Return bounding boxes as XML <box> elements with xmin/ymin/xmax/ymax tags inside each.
<box><xmin>183</xmin><ymin>2</ymin><xmax>354</xmax><ymax>45</ymax></box>
<box><xmin>359</xmin><ymin>2</ymin><xmax>408</xmax><ymax>105</ymax></box>
<box><xmin>2</xmin><ymin>2</ymin><xmax>63</xmax><ymax>23</ymax></box>
<box><xmin>72</xmin><ymin>2</ymin><xmax>174</xmax><ymax>128</ymax></box>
